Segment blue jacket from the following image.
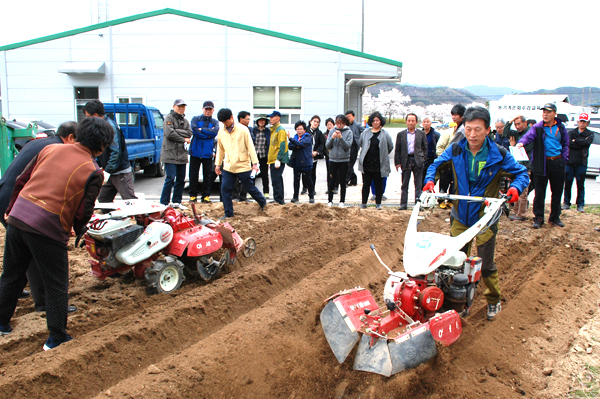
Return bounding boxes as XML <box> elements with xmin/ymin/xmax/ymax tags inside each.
<box><xmin>189</xmin><ymin>115</ymin><xmax>219</xmax><ymax>158</ymax></box>
<box><xmin>517</xmin><ymin>118</ymin><xmax>569</xmax><ymax>176</ymax></box>
<box><xmin>425</xmin><ymin>136</ymin><xmax>529</xmax><ymax>227</ymax></box>
<box><xmin>288</xmin><ymin>133</ymin><xmax>313</xmax><ymax>170</ymax></box>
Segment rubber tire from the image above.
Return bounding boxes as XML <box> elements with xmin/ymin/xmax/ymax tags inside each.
<box><xmin>145</xmin><ymin>258</ymin><xmax>184</xmax><ymax>294</ymax></box>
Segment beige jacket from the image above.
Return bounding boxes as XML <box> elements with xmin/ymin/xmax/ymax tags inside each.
<box><xmin>216</xmin><ymin>123</ymin><xmax>259</xmax><ymax>173</ymax></box>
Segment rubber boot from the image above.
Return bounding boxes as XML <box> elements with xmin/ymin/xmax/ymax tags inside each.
<box><xmin>482</xmin><ymin>271</ymin><xmax>501</xmax><ymax>305</ymax></box>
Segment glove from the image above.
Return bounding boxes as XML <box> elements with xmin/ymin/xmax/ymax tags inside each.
<box><xmin>274</xmin><ymin>160</ymin><xmax>281</xmax><ymax>169</ymax></box>
<box><xmin>423</xmin><ymin>181</ymin><xmax>435</xmax><ymax>193</ymax></box>
<box><xmin>506</xmin><ymin>187</ymin><xmax>519</xmax><ymax>203</ymax></box>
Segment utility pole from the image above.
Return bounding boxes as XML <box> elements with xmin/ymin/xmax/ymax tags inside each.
<box><xmin>361</xmin><ymin>0</ymin><xmax>365</xmax><ymax>52</ymax></box>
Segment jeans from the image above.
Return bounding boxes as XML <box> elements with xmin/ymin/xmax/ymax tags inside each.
<box><xmin>564</xmin><ymin>164</ymin><xmax>587</xmax><ymax>206</ymax></box>
<box><xmin>160</xmin><ymin>163</ymin><xmax>186</xmax><ymax>205</ymax></box>
<box><xmin>270</xmin><ymin>163</ymin><xmax>286</xmax><ymax>204</ymax></box>
<box><xmin>371</xmin><ymin>177</ymin><xmax>387</xmax><ymax>195</ymax></box>
<box><xmin>533</xmin><ymin>157</ymin><xmax>565</xmax><ymax>223</ymax></box>
<box><xmin>220</xmin><ymin>169</ymin><xmax>267</xmax><ymax>217</ymax></box>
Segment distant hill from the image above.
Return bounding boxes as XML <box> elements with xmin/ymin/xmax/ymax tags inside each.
<box><xmin>463</xmin><ymin>85</ymin><xmax>524</xmax><ymax>101</ymax></box>
<box><xmin>367</xmin><ymin>83</ymin><xmax>485</xmax><ymax>106</ymax></box>
<box><xmin>522</xmin><ymin>86</ymin><xmax>600</xmax><ymax>107</ymax></box>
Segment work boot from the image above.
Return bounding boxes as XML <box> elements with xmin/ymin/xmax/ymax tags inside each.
<box><xmin>189</xmin><ymin>196</ymin><xmax>197</xmax><ymax>203</ymax></box>
<box><xmin>487</xmin><ymin>302</ymin><xmax>502</xmax><ymax>320</ymax></box>
<box><xmin>549</xmin><ymin>218</ymin><xmax>564</xmax><ymax>228</ymax></box>
<box><xmin>202</xmin><ymin>196</ymin><xmax>211</xmax><ymax>203</ymax></box>
<box><xmin>532</xmin><ymin>218</ymin><xmax>543</xmax><ymax>229</ymax></box>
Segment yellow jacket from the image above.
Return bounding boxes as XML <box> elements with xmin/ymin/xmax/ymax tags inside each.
<box><xmin>267</xmin><ymin>123</ymin><xmax>289</xmax><ymax>164</ymax></box>
<box><xmin>215</xmin><ymin>123</ymin><xmax>259</xmax><ymax>173</ymax></box>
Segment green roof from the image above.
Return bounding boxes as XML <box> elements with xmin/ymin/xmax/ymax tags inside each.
<box><xmin>0</xmin><ymin>8</ymin><xmax>402</xmax><ymax>67</ymax></box>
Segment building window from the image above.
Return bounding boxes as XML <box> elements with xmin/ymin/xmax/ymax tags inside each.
<box><xmin>252</xmin><ymin>86</ymin><xmax>302</xmax><ymax>126</ymax></box>
<box><xmin>75</xmin><ymin>87</ymin><xmax>99</xmax><ymax>122</ymax></box>
<box><xmin>116</xmin><ymin>96</ymin><xmax>145</xmax><ymax>104</ymax></box>
<box><xmin>114</xmin><ymin>96</ymin><xmax>145</xmax><ymax>125</ymax></box>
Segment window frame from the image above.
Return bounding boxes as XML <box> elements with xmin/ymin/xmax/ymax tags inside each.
<box><xmin>252</xmin><ymin>85</ymin><xmax>303</xmax><ymax>127</ymax></box>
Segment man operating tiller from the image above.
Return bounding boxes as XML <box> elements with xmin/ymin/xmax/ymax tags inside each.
<box><xmin>424</xmin><ymin>106</ymin><xmax>529</xmax><ymax>320</ymax></box>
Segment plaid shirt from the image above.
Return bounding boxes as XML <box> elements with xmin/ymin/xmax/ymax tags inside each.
<box><xmin>255</xmin><ymin>129</ymin><xmax>268</xmax><ymax>158</ymax></box>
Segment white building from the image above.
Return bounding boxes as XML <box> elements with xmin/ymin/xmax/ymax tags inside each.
<box><xmin>0</xmin><ymin>6</ymin><xmax>402</xmax><ymax>127</ymax></box>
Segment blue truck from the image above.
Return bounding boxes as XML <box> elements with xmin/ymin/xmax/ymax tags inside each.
<box><xmin>103</xmin><ymin>103</ymin><xmax>165</xmax><ymax>177</ymax></box>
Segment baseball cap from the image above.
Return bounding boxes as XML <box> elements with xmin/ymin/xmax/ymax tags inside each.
<box><xmin>579</xmin><ymin>113</ymin><xmax>590</xmax><ymax>122</ymax></box>
<box><xmin>173</xmin><ymin>99</ymin><xmax>187</xmax><ymax>106</ymax></box>
<box><xmin>203</xmin><ymin>101</ymin><xmax>214</xmax><ymax>109</ymax></box>
<box><xmin>541</xmin><ymin>103</ymin><xmax>557</xmax><ymax>112</ymax></box>
<box><xmin>267</xmin><ymin>110</ymin><xmax>281</xmax><ymax>117</ymax></box>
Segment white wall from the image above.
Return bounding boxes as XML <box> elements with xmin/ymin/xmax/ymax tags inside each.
<box><xmin>91</xmin><ymin>0</ymin><xmax>364</xmax><ymax>51</ymax></box>
<box><xmin>1</xmin><ymin>13</ymin><xmax>395</xmax><ymax>127</ymax></box>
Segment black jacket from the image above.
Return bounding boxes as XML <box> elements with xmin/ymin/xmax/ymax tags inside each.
<box><xmin>567</xmin><ymin>127</ymin><xmax>594</xmax><ymax>166</ymax></box>
<box><xmin>96</xmin><ymin>116</ymin><xmax>130</xmax><ymax>173</ymax></box>
<box><xmin>0</xmin><ymin>135</ymin><xmax>64</xmax><ymax>227</ymax></box>
<box><xmin>309</xmin><ymin>127</ymin><xmax>326</xmax><ymax>161</ymax></box>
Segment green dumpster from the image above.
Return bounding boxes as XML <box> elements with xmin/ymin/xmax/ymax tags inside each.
<box><xmin>0</xmin><ymin>116</ymin><xmax>38</xmax><ymax>178</ymax></box>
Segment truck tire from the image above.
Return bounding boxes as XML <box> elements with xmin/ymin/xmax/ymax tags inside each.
<box><xmin>155</xmin><ymin>161</ymin><xmax>165</xmax><ymax>177</ymax></box>
<box><xmin>144</xmin><ymin>162</ymin><xmax>165</xmax><ymax>177</ymax></box>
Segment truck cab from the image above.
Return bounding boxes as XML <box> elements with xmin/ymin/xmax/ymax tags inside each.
<box><xmin>103</xmin><ymin>103</ymin><xmax>165</xmax><ymax>177</ymax></box>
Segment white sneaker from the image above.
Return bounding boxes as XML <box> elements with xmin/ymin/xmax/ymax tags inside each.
<box><xmin>339</xmin><ymin>202</ymin><xmax>345</xmax><ymax>208</ymax></box>
<box><xmin>327</xmin><ymin>202</ymin><xmax>333</xmax><ymax>207</ymax></box>
<box><xmin>170</xmin><ymin>203</ymin><xmax>181</xmax><ymax>209</ymax></box>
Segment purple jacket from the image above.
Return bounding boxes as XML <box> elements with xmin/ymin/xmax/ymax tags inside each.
<box><xmin>517</xmin><ymin>118</ymin><xmax>569</xmax><ymax>176</ymax></box>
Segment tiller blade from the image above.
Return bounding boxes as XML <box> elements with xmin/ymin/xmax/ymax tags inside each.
<box><xmin>320</xmin><ymin>300</ymin><xmax>360</xmax><ymax>364</ymax></box>
<box><xmin>321</xmin><ymin>287</ymin><xmax>463</xmax><ymax>377</ymax></box>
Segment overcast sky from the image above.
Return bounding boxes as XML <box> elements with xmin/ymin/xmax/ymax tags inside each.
<box><xmin>1</xmin><ymin>0</ymin><xmax>597</xmax><ymax>92</ymax></box>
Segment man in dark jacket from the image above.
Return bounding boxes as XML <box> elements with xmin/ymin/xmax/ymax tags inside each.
<box><xmin>189</xmin><ymin>101</ymin><xmax>219</xmax><ymax>203</ymax></box>
<box><xmin>424</xmin><ymin>106</ymin><xmax>527</xmax><ymax>320</ymax></box>
<box><xmin>160</xmin><ymin>99</ymin><xmax>192</xmax><ymax>207</ymax></box>
<box><xmin>516</xmin><ymin>103</ymin><xmax>569</xmax><ymax>229</ymax></box>
<box><xmin>0</xmin><ymin>117</ymin><xmax>112</xmax><ymax>349</ymax></box>
<box><xmin>422</xmin><ymin>116</ymin><xmax>441</xmax><ymax>179</ymax></box>
<box><xmin>0</xmin><ymin>122</ymin><xmax>78</xmax><ymax>313</ymax></box>
<box><xmin>345</xmin><ymin>110</ymin><xmax>365</xmax><ymax>186</ymax></box>
<box><xmin>394</xmin><ymin>113</ymin><xmax>428</xmax><ymax>210</ymax></box>
<box><xmin>503</xmin><ymin>115</ymin><xmax>533</xmax><ymax>221</ymax></box>
<box><xmin>83</xmin><ymin>100</ymin><xmax>136</xmax><ymax>203</ymax></box>
<box><xmin>562</xmin><ymin>113</ymin><xmax>594</xmax><ymax>212</ymax></box>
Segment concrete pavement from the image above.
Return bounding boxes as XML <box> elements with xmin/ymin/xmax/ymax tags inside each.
<box><xmin>131</xmin><ymin>127</ymin><xmax>600</xmax><ymax>206</ymax></box>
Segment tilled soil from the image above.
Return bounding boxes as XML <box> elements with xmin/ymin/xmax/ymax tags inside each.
<box><xmin>0</xmin><ymin>202</ymin><xmax>599</xmax><ymax>399</ymax></box>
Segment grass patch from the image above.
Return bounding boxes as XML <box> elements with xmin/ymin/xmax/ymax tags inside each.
<box><xmin>584</xmin><ymin>205</ymin><xmax>600</xmax><ymax>215</ymax></box>
<box><xmin>568</xmin><ymin>363</ymin><xmax>600</xmax><ymax>398</ymax></box>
